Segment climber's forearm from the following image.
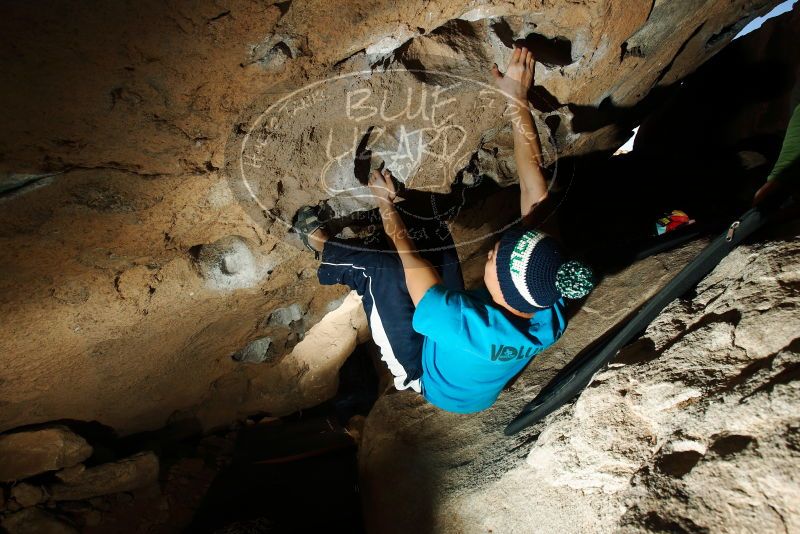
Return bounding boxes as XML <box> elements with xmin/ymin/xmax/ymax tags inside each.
<box><xmin>378</xmin><ymin>202</ymin><xmax>442</xmax><ymax>305</ymax></box>
<box><xmin>509</xmin><ymin>100</ymin><xmax>548</xmax><ymax>217</ymax></box>
<box><xmin>378</xmin><ymin>201</ymin><xmax>416</xmax><ymax>256</ymax></box>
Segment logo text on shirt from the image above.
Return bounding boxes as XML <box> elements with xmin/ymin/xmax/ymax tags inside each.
<box><xmin>490</xmin><ymin>344</ymin><xmax>535</xmax><ymax>361</ymax></box>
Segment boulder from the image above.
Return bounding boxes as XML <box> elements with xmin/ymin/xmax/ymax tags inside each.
<box><xmin>0</xmin><ymin>427</ymin><xmax>92</xmax><ymax>482</ymax></box>
<box><xmin>48</xmin><ymin>451</ymin><xmax>159</xmax><ymax>502</ymax></box>
<box><xmin>0</xmin><ymin>508</ymin><xmax>78</xmax><ymax>534</ymax></box>
<box><xmin>9</xmin><ymin>483</ymin><xmax>46</xmax><ymax>508</ymax></box>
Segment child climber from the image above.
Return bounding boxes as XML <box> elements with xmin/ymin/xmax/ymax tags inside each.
<box><xmin>294</xmin><ymin>46</ymin><xmax>594</xmax><ymax>413</ymax></box>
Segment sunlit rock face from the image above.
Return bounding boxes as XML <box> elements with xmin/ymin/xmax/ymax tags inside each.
<box><xmin>0</xmin><ymin>0</ymin><xmax>784</xmax><ymax>439</ymax></box>
<box><xmin>359</xmin><ymin>225</ymin><xmax>800</xmax><ymax>533</ymax></box>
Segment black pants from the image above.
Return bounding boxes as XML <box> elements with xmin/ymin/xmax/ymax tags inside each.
<box><xmin>317</xmin><ymin>223</ymin><xmax>464</xmax><ymax>392</ymax></box>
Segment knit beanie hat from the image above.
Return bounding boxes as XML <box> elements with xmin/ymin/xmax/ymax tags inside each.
<box><xmin>495</xmin><ymin>228</ymin><xmax>594</xmax><ymax>312</ymax></box>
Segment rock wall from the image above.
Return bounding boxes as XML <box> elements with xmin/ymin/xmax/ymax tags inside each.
<box><xmin>0</xmin><ymin>0</ymin><xmax>784</xmax><ymax>437</ymax></box>
<box><xmin>429</xmin><ymin>226</ymin><xmax>800</xmax><ymax>534</ymax></box>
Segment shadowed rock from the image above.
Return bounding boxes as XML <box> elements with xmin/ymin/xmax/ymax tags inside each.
<box><xmin>0</xmin><ymin>427</ymin><xmax>92</xmax><ymax>483</ymax></box>
<box><xmin>9</xmin><ymin>483</ymin><xmax>46</xmax><ymax>508</ymax></box>
<box><xmin>48</xmin><ymin>451</ymin><xmax>159</xmax><ymax>502</ymax></box>
<box><xmin>0</xmin><ymin>508</ymin><xmax>78</xmax><ymax>534</ymax></box>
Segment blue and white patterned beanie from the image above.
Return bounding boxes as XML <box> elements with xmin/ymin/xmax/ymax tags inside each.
<box><xmin>496</xmin><ymin>228</ymin><xmax>594</xmax><ymax>312</ymax></box>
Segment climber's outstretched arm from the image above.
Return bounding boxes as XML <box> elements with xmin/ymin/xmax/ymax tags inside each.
<box><xmin>369</xmin><ymin>169</ymin><xmax>442</xmax><ymax>306</ymax></box>
<box><xmin>492</xmin><ymin>46</ymin><xmax>548</xmax><ymax>223</ymax></box>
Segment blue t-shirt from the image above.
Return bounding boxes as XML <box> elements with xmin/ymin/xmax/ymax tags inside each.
<box><xmin>412</xmin><ymin>284</ymin><xmax>567</xmax><ymax>413</ymax></box>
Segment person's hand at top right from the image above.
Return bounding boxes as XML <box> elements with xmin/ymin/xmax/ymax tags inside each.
<box><xmin>491</xmin><ymin>45</ymin><xmax>535</xmax><ymax>106</ymax></box>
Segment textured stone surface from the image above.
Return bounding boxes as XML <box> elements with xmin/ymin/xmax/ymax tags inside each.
<box><xmin>0</xmin><ymin>508</ymin><xmax>78</xmax><ymax>534</ymax></box>
<box><xmin>9</xmin><ymin>483</ymin><xmax>46</xmax><ymax>508</ymax></box>
<box><xmin>55</xmin><ymin>464</ymin><xmax>87</xmax><ymax>484</ymax></box>
<box><xmin>361</xmin><ymin>228</ymin><xmax>800</xmax><ymax>533</ymax></box>
<box><xmin>0</xmin><ymin>427</ymin><xmax>92</xmax><ymax>482</ymax></box>
<box><xmin>48</xmin><ymin>451</ymin><xmax>159</xmax><ymax>501</ymax></box>
<box><xmin>0</xmin><ymin>0</ymin><xmax>784</xmax><ymax>437</ymax></box>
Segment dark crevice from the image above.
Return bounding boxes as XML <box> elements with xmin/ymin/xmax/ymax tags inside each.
<box><xmin>430</xmin><ymin>18</ymin><xmax>479</xmax><ymax>39</ymax></box>
<box><xmin>242</xmin><ymin>41</ymin><xmax>295</xmax><ymax>70</ymax></box>
<box><xmin>515</xmin><ymin>33</ymin><xmax>574</xmax><ymax>67</ymax></box>
<box><xmin>659</xmin><ymin>309</ymin><xmax>741</xmax><ymax>355</ymax></box>
<box><xmin>274</xmin><ymin>0</ymin><xmax>292</xmax><ymax>16</ymax></box>
<box><xmin>568</xmin><ymin>95</ymin><xmax>616</xmax><ymax>133</ymax></box>
<box><xmin>529</xmin><ymin>85</ymin><xmax>565</xmax><ymax>113</ymax></box>
<box><xmin>271</xmin><ymin>41</ymin><xmax>293</xmax><ymax>60</ymax></box>
<box><xmin>490</xmin><ymin>19</ymin><xmax>515</xmax><ymax>48</ymax></box>
<box><xmin>188</xmin><ymin>347</ymin><xmax>377</xmax><ymax>532</ymax></box>
<box><xmin>644</xmin><ymin>0</ymin><xmax>657</xmax><ymax>22</ymax></box>
<box><xmin>333</xmin><ymin>48</ymin><xmax>364</xmax><ymax>69</ymax></box>
<box><xmin>746</xmin><ymin>359</ymin><xmax>800</xmax><ymax>398</ymax></box>
<box><xmin>655</xmin><ymin>449</ymin><xmax>703</xmax><ymax>478</ymax></box>
<box><xmin>709</xmin><ymin>434</ymin><xmax>756</xmax><ymax>457</ymax></box>
<box><xmin>615</xmin><ymin>337</ymin><xmax>658</xmax><ymax>365</ymax></box>
<box><xmin>109</xmin><ymin>86</ymin><xmax>144</xmax><ymax>110</ymax></box>
<box><xmin>706</xmin><ymin>19</ymin><xmax>744</xmax><ymax>48</ymax></box>
<box><xmin>725</xmin><ymin>352</ymin><xmax>779</xmax><ymax>390</ymax></box>
<box><xmin>0</xmin><ymin>173</ymin><xmax>59</xmax><ymax>198</ymax></box>
<box><xmin>69</xmin><ymin>163</ymin><xmax>172</xmax><ymax>178</ymax></box>
<box><xmin>729</xmin><ymin>337</ymin><xmax>800</xmax><ymax>398</ymax></box>
<box><xmin>544</xmin><ymin>114</ymin><xmax>562</xmax><ymax>138</ymax></box>
<box><xmin>208</xmin><ymin>10</ymin><xmax>231</xmax><ymax>23</ymax></box>
<box><xmin>150</xmin><ymin>113</ymin><xmax>197</xmax><ymax>141</ymax></box>
<box><xmin>392</xmin><ymin>39</ymin><xmax>425</xmax><ymax>79</ymax></box>
<box><xmin>188</xmin><ymin>244</ymin><xmax>204</xmax><ymax>260</ymax></box>
<box><xmin>613</xmin><ymin>309</ymin><xmax>741</xmax><ymax>368</ymax></box>
<box><xmin>642</xmin><ymin>511</ymin><xmax>708</xmax><ymax>534</ymax></box>
<box><xmin>508</xmin><ymin>431</ymin><xmax>541</xmax><ymax>453</ymax></box>
<box><xmin>652</xmin><ymin>23</ymin><xmax>705</xmax><ymax>88</ymax></box>
<box><xmin>620</xmin><ymin>41</ymin><xmax>646</xmax><ymax>62</ymax></box>
<box><xmin>353</xmin><ymin>126</ymin><xmax>375</xmax><ymax>185</ymax></box>
<box><xmin>785</xmin><ymin>424</ymin><xmax>800</xmax><ymax>452</ymax></box>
